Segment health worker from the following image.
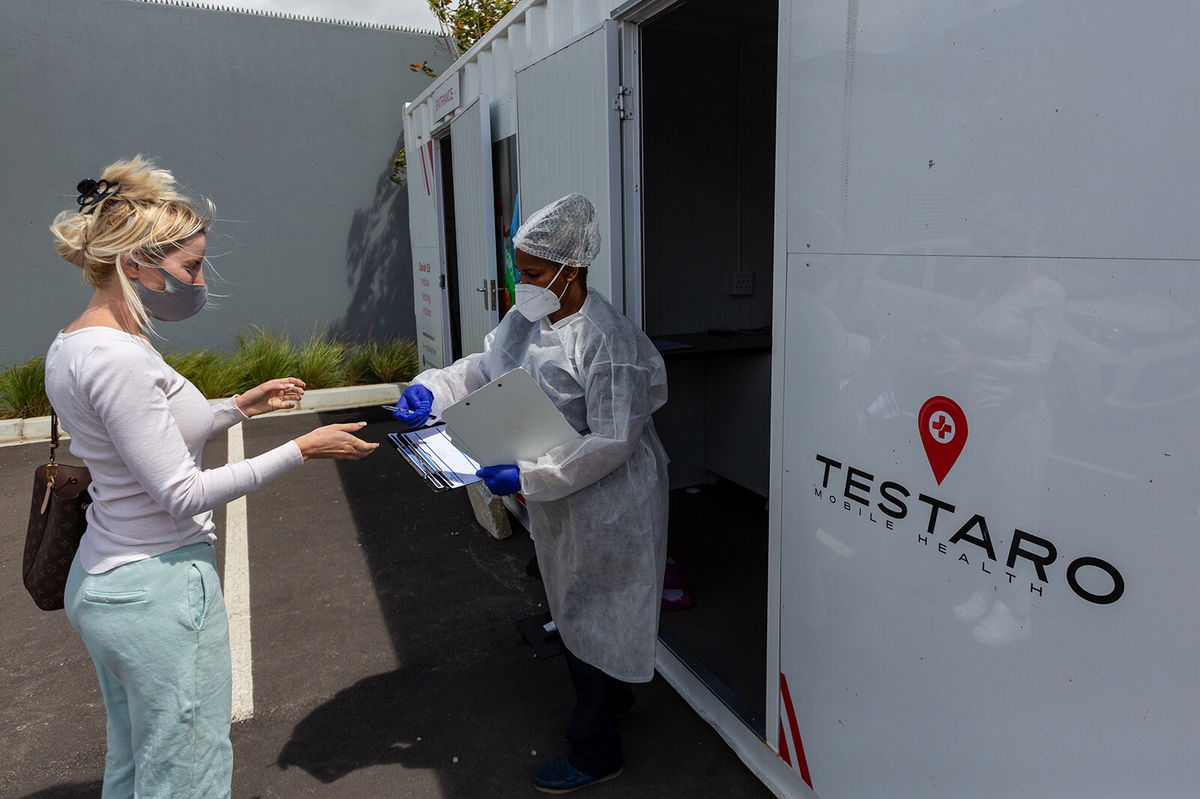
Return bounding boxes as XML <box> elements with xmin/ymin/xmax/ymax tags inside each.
<box><xmin>394</xmin><ymin>193</ymin><xmax>669</xmax><ymax>794</ymax></box>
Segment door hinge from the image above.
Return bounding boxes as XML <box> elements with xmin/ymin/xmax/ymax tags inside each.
<box><xmin>613</xmin><ymin>86</ymin><xmax>632</xmax><ymax>120</ymax></box>
<box><xmin>439</xmin><ymin>274</ymin><xmax>446</xmax><ymax>289</ymax></box>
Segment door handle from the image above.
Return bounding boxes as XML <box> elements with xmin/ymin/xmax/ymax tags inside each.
<box><xmin>477</xmin><ymin>280</ymin><xmax>488</xmax><ymax>309</ymax></box>
<box><xmin>490</xmin><ymin>280</ymin><xmax>497</xmax><ymax>311</ymax></box>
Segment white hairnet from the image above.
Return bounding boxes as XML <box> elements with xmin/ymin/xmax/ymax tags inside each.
<box><xmin>513</xmin><ymin>193</ymin><xmax>602</xmax><ymax>267</ymax></box>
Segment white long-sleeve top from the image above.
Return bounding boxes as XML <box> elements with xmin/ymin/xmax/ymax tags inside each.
<box><xmin>44</xmin><ymin>327</ymin><xmax>302</xmax><ymax>574</ymax></box>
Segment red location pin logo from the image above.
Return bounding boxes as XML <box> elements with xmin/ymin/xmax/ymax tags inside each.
<box><xmin>918</xmin><ymin>396</ymin><xmax>968</xmax><ymax>484</ymax></box>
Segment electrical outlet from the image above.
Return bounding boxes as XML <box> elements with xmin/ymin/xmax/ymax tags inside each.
<box><xmin>730</xmin><ymin>271</ymin><xmax>755</xmax><ymax>296</ymax></box>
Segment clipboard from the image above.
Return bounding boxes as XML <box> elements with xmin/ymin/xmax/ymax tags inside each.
<box><xmin>388</xmin><ymin>425</ymin><xmax>482</xmax><ymax>493</ymax></box>
<box><xmin>391</xmin><ymin>367</ymin><xmax>583</xmax><ymax>491</ymax></box>
<box><xmin>440</xmin><ymin>367</ymin><xmax>582</xmax><ymax>465</ymax></box>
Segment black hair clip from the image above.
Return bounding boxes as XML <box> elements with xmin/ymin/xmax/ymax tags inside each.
<box><xmin>76</xmin><ymin>179</ymin><xmax>121</xmax><ymax>215</ymax></box>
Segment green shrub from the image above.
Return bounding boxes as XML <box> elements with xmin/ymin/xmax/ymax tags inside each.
<box><xmin>344</xmin><ymin>343</ymin><xmax>374</xmax><ymax>385</ymax></box>
<box><xmin>163</xmin><ymin>350</ymin><xmax>245</xmax><ymax>399</ymax></box>
<box><xmin>237</xmin><ymin>326</ymin><xmax>297</xmax><ymax>388</ymax></box>
<box><xmin>365</xmin><ymin>339</ymin><xmax>419</xmax><ymax>383</ymax></box>
<box><xmin>294</xmin><ymin>331</ymin><xmax>348</xmax><ymax>390</ymax></box>
<box><xmin>0</xmin><ymin>356</ymin><xmax>51</xmax><ymax>419</ymax></box>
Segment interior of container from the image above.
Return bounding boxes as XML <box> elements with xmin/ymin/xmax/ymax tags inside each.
<box><xmin>640</xmin><ymin>0</ymin><xmax>779</xmax><ymax>737</ymax></box>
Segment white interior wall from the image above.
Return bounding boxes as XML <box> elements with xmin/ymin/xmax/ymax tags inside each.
<box><xmin>641</xmin><ymin>21</ymin><xmax>776</xmax><ymax>337</ymax></box>
<box><xmin>642</xmin><ymin>1</ymin><xmax>778</xmax><ymax>495</ymax></box>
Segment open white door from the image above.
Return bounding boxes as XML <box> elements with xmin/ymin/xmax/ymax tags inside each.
<box><xmin>450</xmin><ymin>95</ymin><xmax>498</xmax><ymax>355</ymax></box>
<box><xmin>405</xmin><ymin>121</ymin><xmax>449</xmax><ymax>371</ymax></box>
<box><xmin>515</xmin><ymin>21</ymin><xmax>624</xmax><ymax>310</ymax></box>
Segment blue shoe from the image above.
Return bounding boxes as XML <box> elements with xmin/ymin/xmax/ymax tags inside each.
<box><xmin>532</xmin><ymin>758</ymin><xmax>623</xmax><ymax>794</ymax></box>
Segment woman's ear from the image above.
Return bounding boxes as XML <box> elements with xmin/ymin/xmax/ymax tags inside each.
<box><xmin>118</xmin><ymin>252</ymin><xmax>140</xmax><ymax>281</ymax></box>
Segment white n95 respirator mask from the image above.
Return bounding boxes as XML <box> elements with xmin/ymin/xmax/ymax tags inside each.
<box><xmin>514</xmin><ymin>262</ymin><xmax>571</xmax><ymax>322</ymax></box>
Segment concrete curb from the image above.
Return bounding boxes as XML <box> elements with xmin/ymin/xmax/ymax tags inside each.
<box><xmin>0</xmin><ymin>417</ymin><xmax>51</xmax><ymax>445</ymax></box>
<box><xmin>0</xmin><ymin>382</ymin><xmax>408</xmax><ymax>447</ymax></box>
<box><xmin>268</xmin><ymin>382</ymin><xmax>406</xmax><ymax>415</ymax></box>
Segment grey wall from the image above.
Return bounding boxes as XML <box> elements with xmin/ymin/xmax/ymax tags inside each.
<box><xmin>0</xmin><ymin>0</ymin><xmax>452</xmax><ymax>363</ymax></box>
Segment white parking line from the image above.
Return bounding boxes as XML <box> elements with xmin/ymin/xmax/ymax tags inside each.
<box><xmin>224</xmin><ymin>423</ymin><xmax>255</xmax><ymax>722</ymax></box>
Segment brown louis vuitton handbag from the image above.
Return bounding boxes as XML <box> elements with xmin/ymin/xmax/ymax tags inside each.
<box><xmin>24</xmin><ymin>409</ymin><xmax>92</xmax><ymax>611</ymax></box>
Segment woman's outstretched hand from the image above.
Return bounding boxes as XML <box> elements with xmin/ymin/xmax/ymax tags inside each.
<box><xmin>294</xmin><ymin>422</ymin><xmax>379</xmax><ymax>461</ymax></box>
<box><xmin>236</xmin><ymin>377</ymin><xmax>306</xmax><ymax>418</ymax></box>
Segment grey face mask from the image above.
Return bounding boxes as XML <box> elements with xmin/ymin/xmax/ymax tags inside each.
<box><xmin>134</xmin><ymin>266</ymin><xmax>209</xmax><ymax>321</ymax></box>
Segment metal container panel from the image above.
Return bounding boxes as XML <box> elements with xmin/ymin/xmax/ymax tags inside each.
<box><xmin>515</xmin><ymin>22</ymin><xmax>622</xmax><ymax>303</ymax></box>
<box><xmin>772</xmin><ymin>3</ymin><xmax>1200</xmax><ymax>795</ymax></box>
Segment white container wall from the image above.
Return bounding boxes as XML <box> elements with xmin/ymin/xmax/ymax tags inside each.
<box><xmin>771</xmin><ymin>1</ymin><xmax>1200</xmax><ymax>796</ymax></box>
<box><xmin>515</xmin><ymin>21</ymin><xmax>623</xmax><ymax>304</ymax></box>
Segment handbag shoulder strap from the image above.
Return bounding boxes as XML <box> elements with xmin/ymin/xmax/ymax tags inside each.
<box><xmin>49</xmin><ymin>408</ymin><xmax>59</xmax><ymax>466</ymax></box>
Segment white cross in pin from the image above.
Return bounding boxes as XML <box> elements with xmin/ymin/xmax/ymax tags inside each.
<box><xmin>929</xmin><ymin>412</ymin><xmax>955</xmax><ymax>443</ymax></box>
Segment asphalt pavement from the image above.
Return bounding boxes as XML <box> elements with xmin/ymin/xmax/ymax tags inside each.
<box><xmin>1</xmin><ymin>406</ymin><xmax>771</xmax><ymax>798</ymax></box>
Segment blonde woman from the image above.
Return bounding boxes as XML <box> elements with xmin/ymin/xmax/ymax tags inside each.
<box><xmin>45</xmin><ymin>156</ymin><xmax>377</xmax><ymax>798</ymax></box>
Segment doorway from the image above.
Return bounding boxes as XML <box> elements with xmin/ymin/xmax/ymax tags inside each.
<box><xmin>436</xmin><ymin>134</ymin><xmax>463</xmax><ymax>362</ymax></box>
<box><xmin>640</xmin><ymin>0</ymin><xmax>779</xmax><ymax>737</ymax></box>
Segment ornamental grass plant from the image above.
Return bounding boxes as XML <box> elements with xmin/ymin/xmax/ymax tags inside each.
<box><xmin>344</xmin><ymin>343</ymin><xmax>374</xmax><ymax>386</ymax></box>
<box><xmin>365</xmin><ymin>338</ymin><xmax>419</xmax><ymax>383</ymax></box>
<box><xmin>294</xmin><ymin>331</ymin><xmax>349</xmax><ymax>390</ymax></box>
<box><xmin>163</xmin><ymin>350</ymin><xmax>245</xmax><ymax>399</ymax></box>
<box><xmin>238</xmin><ymin>326</ymin><xmax>299</xmax><ymax>388</ymax></box>
<box><xmin>0</xmin><ymin>356</ymin><xmax>51</xmax><ymax>419</ymax></box>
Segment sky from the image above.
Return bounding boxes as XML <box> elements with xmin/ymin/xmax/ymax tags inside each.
<box><xmin>215</xmin><ymin>0</ymin><xmax>442</xmax><ymax>31</ymax></box>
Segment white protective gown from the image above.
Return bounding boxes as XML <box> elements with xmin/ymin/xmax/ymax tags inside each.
<box><xmin>414</xmin><ymin>290</ymin><xmax>669</xmax><ymax>682</ymax></box>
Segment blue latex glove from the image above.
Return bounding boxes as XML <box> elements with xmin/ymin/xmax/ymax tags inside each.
<box><xmin>393</xmin><ymin>384</ymin><xmax>433</xmax><ymax>426</ymax></box>
<box><xmin>476</xmin><ymin>464</ymin><xmax>521</xmax><ymax>496</ymax></box>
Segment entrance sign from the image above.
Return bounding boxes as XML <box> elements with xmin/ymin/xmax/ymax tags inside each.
<box><xmin>433</xmin><ymin>72</ymin><xmax>461</xmax><ymax>121</ymax></box>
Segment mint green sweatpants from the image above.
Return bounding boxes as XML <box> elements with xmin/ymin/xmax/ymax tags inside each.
<box><xmin>64</xmin><ymin>542</ymin><xmax>233</xmax><ymax>799</ymax></box>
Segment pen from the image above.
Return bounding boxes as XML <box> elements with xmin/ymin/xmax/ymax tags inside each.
<box><xmin>380</xmin><ymin>405</ymin><xmax>438</xmax><ymax>420</ymax></box>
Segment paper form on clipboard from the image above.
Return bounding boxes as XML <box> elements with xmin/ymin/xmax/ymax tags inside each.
<box><xmin>388</xmin><ymin>426</ymin><xmax>482</xmax><ymax>492</ymax></box>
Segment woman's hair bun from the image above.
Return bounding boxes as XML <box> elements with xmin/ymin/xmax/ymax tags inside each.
<box><xmin>96</xmin><ymin>155</ymin><xmax>183</xmax><ymax>204</ymax></box>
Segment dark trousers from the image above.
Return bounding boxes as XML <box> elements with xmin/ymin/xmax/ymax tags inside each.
<box><xmin>563</xmin><ymin>647</ymin><xmax>634</xmax><ymax>777</ymax></box>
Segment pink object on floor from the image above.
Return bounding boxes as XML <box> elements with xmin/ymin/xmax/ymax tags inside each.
<box><xmin>661</xmin><ymin>556</ymin><xmax>693</xmax><ymax>611</ymax></box>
